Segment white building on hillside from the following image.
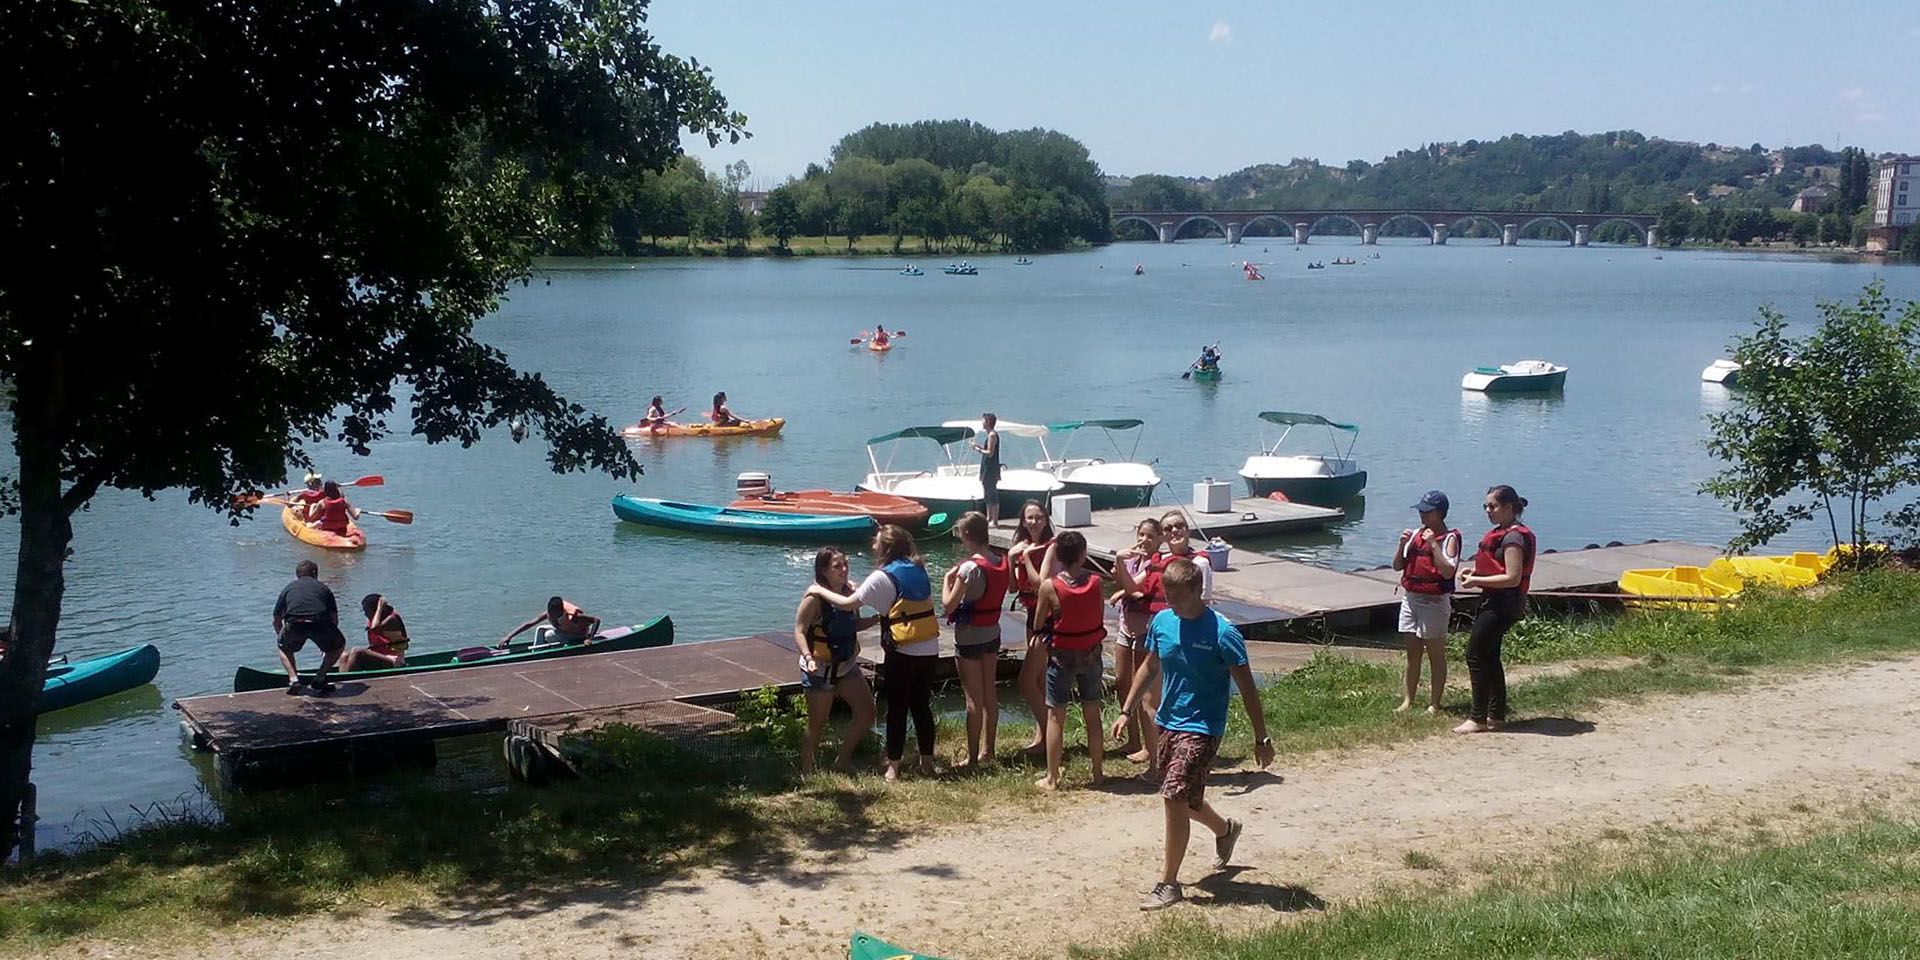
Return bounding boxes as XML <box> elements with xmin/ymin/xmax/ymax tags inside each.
<box><xmin>1872</xmin><ymin>156</ymin><xmax>1918</xmax><ymax>227</ymax></box>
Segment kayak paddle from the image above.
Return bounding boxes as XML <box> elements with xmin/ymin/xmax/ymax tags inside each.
<box><xmin>364</xmin><ymin>509</ymin><xmax>414</xmax><ymax>524</ymax></box>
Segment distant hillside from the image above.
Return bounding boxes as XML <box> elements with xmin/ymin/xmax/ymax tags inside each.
<box><xmin>1110</xmin><ymin>130</ymin><xmax>1877</xmax><ymax>244</ymax></box>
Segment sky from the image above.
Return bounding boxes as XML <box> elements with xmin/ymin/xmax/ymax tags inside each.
<box><xmin>645</xmin><ymin>0</ymin><xmax>1920</xmax><ymax>187</ymax></box>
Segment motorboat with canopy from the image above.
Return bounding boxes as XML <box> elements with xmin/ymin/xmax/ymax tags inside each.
<box><xmin>1042</xmin><ymin>419</ymin><xmax>1161</xmax><ymax>508</ymax></box>
<box><xmin>857</xmin><ymin>425</ymin><xmax>987</xmax><ymax>518</ymax></box>
<box><xmin>941</xmin><ymin>419</ymin><xmax>1065</xmax><ymax>516</ymax></box>
<box><xmin>1237</xmin><ymin>411</ymin><xmax>1367</xmax><ymax>505</ymax></box>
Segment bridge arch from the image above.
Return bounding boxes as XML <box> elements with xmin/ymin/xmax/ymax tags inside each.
<box><xmin>1171</xmin><ymin>214</ymin><xmax>1228</xmax><ymax>241</ymax></box>
<box><xmin>1307</xmin><ymin>214</ymin><xmax>1365</xmax><ymax>239</ymax></box>
<box><xmin>1111</xmin><ymin>214</ymin><xmax>1161</xmax><ymax>236</ymax></box>
<box><xmin>1376</xmin><ymin>213</ymin><xmax>1433</xmax><ymax>238</ymax></box>
<box><xmin>1447</xmin><ymin>214</ymin><xmax>1504</xmax><ymax>241</ymax></box>
<box><xmin>1240</xmin><ymin>214</ymin><xmax>1291</xmax><ymax>238</ymax></box>
<box><xmin>1590</xmin><ymin>217</ymin><xmax>1651</xmax><ymax>245</ymax></box>
<box><xmin>1518</xmin><ymin>216</ymin><xmax>1576</xmax><ymax>243</ymax></box>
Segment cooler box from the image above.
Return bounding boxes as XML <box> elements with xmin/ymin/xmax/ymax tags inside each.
<box><xmin>1192</xmin><ymin>480</ymin><xmax>1232</xmax><ymax>514</ymax></box>
<box><xmin>1050</xmin><ymin>493</ymin><xmax>1092</xmax><ymax>528</ymax></box>
<box><xmin>735</xmin><ymin>471</ymin><xmax>772</xmax><ymax>498</ymax></box>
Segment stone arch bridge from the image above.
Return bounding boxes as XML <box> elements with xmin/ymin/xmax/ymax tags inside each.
<box><xmin>1110</xmin><ymin>209</ymin><xmax>1659</xmax><ymax>247</ymax></box>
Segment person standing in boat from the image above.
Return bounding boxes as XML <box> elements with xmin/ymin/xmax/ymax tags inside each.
<box><xmin>808</xmin><ymin>524</ymin><xmax>940</xmax><ymax>781</ymax></box>
<box><xmin>1009</xmin><ymin>500</ymin><xmax>1059</xmax><ymax>755</ymax></box>
<box><xmin>1390</xmin><ymin>491</ymin><xmax>1459</xmax><ymax>714</ymax></box>
<box><xmin>338</xmin><ymin>593</ymin><xmax>411</xmax><ymax>672</ymax></box>
<box><xmin>1031</xmin><ymin>531</ymin><xmax>1107</xmax><ymax>791</ymax></box>
<box><xmin>710</xmin><ymin>391</ymin><xmax>744</xmax><ymax>427</ymax></box>
<box><xmin>971</xmin><ymin>412</ymin><xmax>1002</xmax><ymax>524</ymax></box>
<box><xmin>1454</xmin><ymin>485</ymin><xmax>1535</xmax><ymax>734</ymax></box>
<box><xmin>942</xmin><ymin>512</ymin><xmax>1008</xmax><ymax>767</ymax></box>
<box><xmin>498</xmin><ymin>597</ymin><xmax>601</xmax><ymax>648</ymax></box>
<box><xmin>306</xmin><ymin>480</ymin><xmax>361</xmax><ymax>536</ymax></box>
<box><xmin>272</xmin><ymin>560</ymin><xmax>344</xmax><ymax>695</ymax></box>
<box><xmin>794</xmin><ymin>547</ymin><xmax>879</xmax><ymax>775</ymax></box>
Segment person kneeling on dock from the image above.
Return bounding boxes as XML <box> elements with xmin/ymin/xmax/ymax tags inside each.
<box><xmin>795</xmin><ymin>547</ymin><xmax>879</xmax><ymax>775</ymax></box>
<box><xmin>273</xmin><ymin>560</ymin><xmax>345</xmax><ymax>694</ymax></box>
<box><xmin>498</xmin><ymin>597</ymin><xmax>601</xmax><ymax>649</ymax></box>
<box><xmin>338</xmin><ymin>593</ymin><xmax>410</xmax><ymax>673</ymax></box>
<box><xmin>1113</xmin><ymin>557</ymin><xmax>1274</xmax><ymax>911</ymax></box>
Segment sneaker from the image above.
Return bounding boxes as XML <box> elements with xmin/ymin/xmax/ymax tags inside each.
<box><xmin>1140</xmin><ymin>882</ymin><xmax>1183</xmax><ymax>911</ymax></box>
<box><xmin>285</xmin><ymin>682</ymin><xmax>304</xmax><ymax>696</ymax></box>
<box><xmin>306</xmin><ymin>679</ymin><xmax>337</xmax><ymax>695</ymax></box>
<box><xmin>1213</xmin><ymin>818</ymin><xmax>1243</xmax><ymax>870</ymax></box>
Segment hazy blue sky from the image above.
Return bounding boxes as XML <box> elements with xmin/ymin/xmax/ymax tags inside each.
<box><xmin>647</xmin><ymin>0</ymin><xmax>1919</xmax><ymax>186</ymax></box>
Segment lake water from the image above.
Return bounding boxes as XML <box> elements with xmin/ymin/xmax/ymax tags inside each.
<box><xmin>12</xmin><ymin>239</ymin><xmax>1919</xmax><ymax>849</ymax></box>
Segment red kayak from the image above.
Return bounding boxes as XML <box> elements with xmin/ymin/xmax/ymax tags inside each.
<box><xmin>728</xmin><ymin>489</ymin><xmax>931</xmax><ymax>527</ymax></box>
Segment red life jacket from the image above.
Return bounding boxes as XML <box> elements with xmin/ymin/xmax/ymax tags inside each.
<box><xmin>1048</xmin><ymin>571</ymin><xmax>1108</xmax><ymax>651</ymax></box>
<box><xmin>1473</xmin><ymin>523</ymin><xmax>1536</xmax><ymax>594</ymax></box>
<box><xmin>1401</xmin><ymin>528</ymin><xmax>1462</xmax><ymax>595</ymax></box>
<box><xmin>1013</xmin><ymin>537</ymin><xmax>1052</xmax><ymax>608</ymax></box>
<box><xmin>367</xmin><ymin>624</ymin><xmax>407</xmax><ymax>655</ymax></box>
<box><xmin>964</xmin><ymin>551</ymin><xmax>1010</xmax><ymax>626</ymax></box>
<box><xmin>1142</xmin><ymin>552</ymin><xmax>1176</xmax><ymax>612</ymax></box>
<box><xmin>296</xmin><ymin>488</ymin><xmax>325</xmax><ymax>505</ymax></box>
<box><xmin>314</xmin><ymin>497</ymin><xmax>352</xmax><ymax>533</ymax></box>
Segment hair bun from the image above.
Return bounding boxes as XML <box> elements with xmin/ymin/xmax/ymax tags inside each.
<box><xmin>1518</xmin><ymin>497</ymin><xmax>1529</xmax><ymax>508</ymax></box>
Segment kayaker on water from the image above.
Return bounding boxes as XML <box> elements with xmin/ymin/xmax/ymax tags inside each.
<box><xmin>338</xmin><ymin>593</ymin><xmax>410</xmax><ymax>672</ymax></box>
<box><xmin>1193</xmin><ymin>344</ymin><xmax>1221</xmax><ymax>374</ymax></box>
<box><xmin>498</xmin><ymin>597</ymin><xmax>602</xmax><ymax>648</ymax></box>
<box><xmin>287</xmin><ymin>472</ymin><xmax>325</xmax><ymax>521</ymax></box>
<box><xmin>710</xmin><ymin>391</ymin><xmax>744</xmax><ymax>427</ymax></box>
<box><xmin>306</xmin><ymin>480</ymin><xmax>361</xmax><ymax>535</ymax></box>
<box><xmin>970</xmin><ymin>412</ymin><xmax>1001</xmax><ymax>524</ymax></box>
<box><xmin>873</xmin><ymin>325</ymin><xmax>890</xmax><ymax>347</ymax></box>
<box><xmin>640</xmin><ymin>395</ymin><xmax>671</xmax><ymax>432</ymax></box>
<box><xmin>272</xmin><ymin>560</ymin><xmax>344</xmax><ymax>695</ymax></box>
<box><xmin>794</xmin><ymin>547</ymin><xmax>878</xmax><ymax>775</ymax></box>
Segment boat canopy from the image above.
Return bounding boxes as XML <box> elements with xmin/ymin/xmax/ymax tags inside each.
<box><xmin>941</xmin><ymin>418</ymin><xmax>1050</xmax><ymax>439</ymax></box>
<box><xmin>1258</xmin><ymin>411</ymin><xmax>1358</xmax><ymax>432</ymax></box>
<box><xmin>1046</xmin><ymin>418</ymin><xmax>1144</xmax><ymax>432</ymax></box>
<box><xmin>867</xmin><ymin>425</ymin><xmax>973</xmax><ymax>446</ymax></box>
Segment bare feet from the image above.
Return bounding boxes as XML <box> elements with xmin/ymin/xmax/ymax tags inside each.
<box><xmin>1090</xmin><ymin>770</ymin><xmax>1105</xmax><ymax>788</ymax></box>
<box><xmin>1126</xmin><ymin>749</ymin><xmax>1151</xmax><ymax>764</ymax></box>
<box><xmin>1034</xmin><ymin>775</ymin><xmax>1058</xmax><ymax>792</ymax></box>
<box><xmin>1426</xmin><ymin>704</ymin><xmax>1440</xmax><ymax>716</ymax></box>
<box><xmin>1023</xmin><ymin>740</ymin><xmax>1045</xmax><ymax>756</ymax></box>
<box><xmin>1452</xmin><ymin>719</ymin><xmax>1492</xmax><ymax>734</ymax></box>
<box><xmin>884</xmin><ymin>762</ymin><xmax>901</xmax><ymax>782</ymax></box>
<box><xmin>951</xmin><ymin>756</ymin><xmax>975</xmax><ymax>770</ymax></box>
<box><xmin>1394</xmin><ymin>698</ymin><xmax>1413</xmax><ymax>713</ymax></box>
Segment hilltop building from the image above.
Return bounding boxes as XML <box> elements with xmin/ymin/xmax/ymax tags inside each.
<box><xmin>1790</xmin><ymin>185</ymin><xmax>1831</xmax><ymax>213</ymax></box>
<box><xmin>1866</xmin><ymin>155</ymin><xmax>1918</xmax><ymax>252</ymax></box>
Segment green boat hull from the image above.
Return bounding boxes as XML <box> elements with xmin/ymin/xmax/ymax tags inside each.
<box><xmin>1242</xmin><ymin>471</ymin><xmax>1368</xmax><ymax>506</ymax></box>
<box><xmin>40</xmin><ymin>643</ymin><xmax>161</xmax><ymax>715</ymax></box>
<box><xmin>232</xmin><ymin>615</ymin><xmax>674</xmax><ymax>692</ymax></box>
<box><xmin>1191</xmin><ymin>367</ymin><xmax>1221</xmax><ymax>382</ymax></box>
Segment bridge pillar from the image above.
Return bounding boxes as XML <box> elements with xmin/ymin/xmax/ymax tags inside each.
<box><xmin>1574</xmin><ymin>224</ymin><xmax>1590</xmax><ymax>247</ymax></box>
<box><xmin>1226</xmin><ymin>222</ymin><xmax>1242</xmax><ymax>245</ymax></box>
<box><xmin>1292</xmin><ymin>222</ymin><xmax>1310</xmax><ymax>245</ymax></box>
<box><xmin>1157</xmin><ymin>221</ymin><xmax>1174</xmax><ymax>244</ymax></box>
<box><xmin>1502</xmin><ymin>224</ymin><xmax>1519</xmax><ymax>246</ymax></box>
<box><xmin>1431</xmin><ymin>222</ymin><xmax>1449</xmax><ymax>245</ymax></box>
<box><xmin>1361</xmin><ymin>224</ymin><xmax>1378</xmax><ymax>245</ymax></box>
<box><xmin>1644</xmin><ymin>226</ymin><xmax>1659</xmax><ymax>248</ymax></box>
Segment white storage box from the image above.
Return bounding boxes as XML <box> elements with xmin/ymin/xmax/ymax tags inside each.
<box><xmin>1192</xmin><ymin>480</ymin><xmax>1232</xmax><ymax>513</ymax></box>
<box><xmin>1050</xmin><ymin>493</ymin><xmax>1092</xmax><ymax>528</ymax></box>
<box><xmin>735</xmin><ymin>471</ymin><xmax>772</xmax><ymax>498</ymax></box>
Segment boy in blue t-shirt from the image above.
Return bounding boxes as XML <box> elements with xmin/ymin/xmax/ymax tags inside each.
<box><xmin>1112</xmin><ymin>557</ymin><xmax>1274</xmax><ymax>911</ymax></box>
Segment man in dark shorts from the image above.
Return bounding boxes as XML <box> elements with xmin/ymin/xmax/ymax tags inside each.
<box><xmin>1113</xmin><ymin>557</ymin><xmax>1274</xmax><ymax>911</ymax></box>
<box><xmin>971</xmin><ymin>412</ymin><xmax>1001</xmax><ymax>524</ymax></box>
<box><xmin>273</xmin><ymin>559</ymin><xmax>344</xmax><ymax>694</ymax></box>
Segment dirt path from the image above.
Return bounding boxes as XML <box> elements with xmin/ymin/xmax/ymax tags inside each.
<box><xmin>80</xmin><ymin>657</ymin><xmax>1920</xmax><ymax>959</ymax></box>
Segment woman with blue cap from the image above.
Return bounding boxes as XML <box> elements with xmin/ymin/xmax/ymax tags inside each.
<box><xmin>1391</xmin><ymin>490</ymin><xmax>1460</xmax><ymax>714</ymax></box>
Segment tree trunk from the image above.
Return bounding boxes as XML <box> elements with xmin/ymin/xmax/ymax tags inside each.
<box><xmin>0</xmin><ymin>432</ymin><xmax>72</xmax><ymax>860</ymax></box>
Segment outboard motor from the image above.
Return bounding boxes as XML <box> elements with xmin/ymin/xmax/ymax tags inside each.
<box><xmin>735</xmin><ymin>471</ymin><xmax>772</xmax><ymax>499</ymax></box>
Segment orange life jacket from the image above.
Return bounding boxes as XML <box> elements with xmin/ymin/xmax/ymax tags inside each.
<box><xmin>1402</xmin><ymin>528</ymin><xmax>1462</xmax><ymax>595</ymax></box>
<box><xmin>1473</xmin><ymin>523</ymin><xmax>1536</xmax><ymax>594</ymax></box>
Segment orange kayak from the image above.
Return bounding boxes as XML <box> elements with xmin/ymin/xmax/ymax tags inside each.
<box><xmin>622</xmin><ymin>417</ymin><xmax>786</xmax><ymax>439</ymax></box>
<box><xmin>868</xmin><ymin>339</ymin><xmax>893</xmax><ymax>352</ymax></box>
<box><xmin>281</xmin><ymin>505</ymin><xmax>366</xmax><ymax>551</ymax></box>
<box><xmin>727</xmin><ymin>489</ymin><xmax>930</xmax><ymax>527</ymax></box>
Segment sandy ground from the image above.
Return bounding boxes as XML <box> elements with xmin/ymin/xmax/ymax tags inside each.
<box><xmin>67</xmin><ymin>656</ymin><xmax>1920</xmax><ymax>960</ymax></box>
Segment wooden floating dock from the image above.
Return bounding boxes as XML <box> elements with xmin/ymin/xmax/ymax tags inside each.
<box><xmin>988</xmin><ymin>497</ymin><xmax>1345</xmax><ymax>560</ymax></box>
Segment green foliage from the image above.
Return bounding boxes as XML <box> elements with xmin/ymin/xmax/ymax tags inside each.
<box><xmin>733</xmin><ymin>684</ymin><xmax>807</xmax><ymax>753</ymax></box>
<box><xmin>1703</xmin><ymin>282</ymin><xmax>1920</xmax><ymax>554</ymax></box>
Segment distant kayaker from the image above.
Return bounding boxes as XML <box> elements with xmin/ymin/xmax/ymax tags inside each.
<box><xmin>640</xmin><ymin>395</ymin><xmax>671</xmax><ymax>431</ymax></box>
<box><xmin>1032</xmin><ymin>531</ymin><xmax>1107</xmax><ymax>791</ymax></box>
<box><xmin>807</xmin><ymin>524</ymin><xmax>939</xmax><ymax>782</ymax></box>
<box><xmin>873</xmin><ymin>325</ymin><xmax>891</xmax><ymax>347</ymax></box>
<box><xmin>1009</xmin><ymin>500</ymin><xmax>1059</xmax><ymax>754</ymax></box>
<box><xmin>710</xmin><ymin>391</ymin><xmax>744</xmax><ymax>427</ymax></box>
<box><xmin>1391</xmin><ymin>490</ymin><xmax>1460</xmax><ymax>714</ymax></box>
<box><xmin>971</xmin><ymin>412</ymin><xmax>1002</xmax><ymax>524</ymax></box>
<box><xmin>1454</xmin><ymin>485</ymin><xmax>1535</xmax><ymax>734</ymax></box>
<box><xmin>942</xmin><ymin>512</ymin><xmax>1007</xmax><ymax>767</ymax></box>
<box><xmin>794</xmin><ymin>547</ymin><xmax>878</xmax><ymax>775</ymax></box>
<box><xmin>306</xmin><ymin>480</ymin><xmax>360</xmax><ymax>535</ymax></box>
<box><xmin>338</xmin><ymin>593</ymin><xmax>410</xmax><ymax>672</ymax></box>
<box><xmin>498</xmin><ymin>596</ymin><xmax>602</xmax><ymax>649</ymax></box>
<box><xmin>1193</xmin><ymin>344</ymin><xmax>1221</xmax><ymax>373</ymax></box>
<box><xmin>272</xmin><ymin>560</ymin><xmax>344</xmax><ymax>695</ymax></box>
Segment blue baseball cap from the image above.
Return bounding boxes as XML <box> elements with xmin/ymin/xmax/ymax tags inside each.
<box><xmin>1411</xmin><ymin>490</ymin><xmax>1449</xmax><ymax>514</ymax></box>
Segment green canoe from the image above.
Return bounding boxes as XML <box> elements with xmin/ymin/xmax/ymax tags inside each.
<box><xmin>231</xmin><ymin>615</ymin><xmax>674</xmax><ymax>692</ymax></box>
<box><xmin>1191</xmin><ymin>366</ymin><xmax>1222</xmax><ymax>382</ymax></box>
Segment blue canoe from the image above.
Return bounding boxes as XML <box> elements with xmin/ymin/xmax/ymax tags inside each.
<box><xmin>612</xmin><ymin>495</ymin><xmax>877</xmax><ymax>542</ymax></box>
<box><xmin>40</xmin><ymin>643</ymin><xmax>161</xmax><ymax>715</ymax></box>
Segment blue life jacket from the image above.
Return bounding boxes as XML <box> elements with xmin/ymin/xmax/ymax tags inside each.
<box><xmin>880</xmin><ymin>559</ymin><xmax>937</xmax><ymax>644</ymax></box>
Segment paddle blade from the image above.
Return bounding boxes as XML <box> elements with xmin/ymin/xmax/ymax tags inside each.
<box><xmin>372</xmin><ymin>509</ymin><xmax>413</xmax><ymax>524</ymax></box>
<box><xmin>849</xmin><ymin>338</ymin><xmax>864</xmax><ymax>345</ymax></box>
<box><xmin>348</xmin><ymin>475</ymin><xmax>385</xmax><ymax>487</ymax></box>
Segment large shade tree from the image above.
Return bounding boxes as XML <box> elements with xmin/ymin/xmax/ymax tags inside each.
<box><xmin>0</xmin><ymin>0</ymin><xmax>744</xmax><ymax>856</ymax></box>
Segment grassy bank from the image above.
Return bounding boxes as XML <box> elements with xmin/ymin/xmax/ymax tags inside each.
<box><xmin>1095</xmin><ymin>817</ymin><xmax>1920</xmax><ymax>959</ymax></box>
<box><xmin>3</xmin><ymin>573</ymin><xmax>1919</xmax><ymax>950</ymax></box>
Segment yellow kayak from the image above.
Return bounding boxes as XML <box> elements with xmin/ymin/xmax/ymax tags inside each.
<box><xmin>1618</xmin><ymin>564</ymin><xmax>1742</xmax><ymax>599</ymax></box>
<box><xmin>622</xmin><ymin>417</ymin><xmax>786</xmax><ymax>439</ymax></box>
<box><xmin>281</xmin><ymin>505</ymin><xmax>366</xmax><ymax>551</ymax></box>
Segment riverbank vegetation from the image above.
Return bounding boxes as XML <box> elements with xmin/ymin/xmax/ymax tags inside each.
<box><xmin>3</xmin><ymin>572</ymin><xmax>1918</xmax><ymax>950</ymax></box>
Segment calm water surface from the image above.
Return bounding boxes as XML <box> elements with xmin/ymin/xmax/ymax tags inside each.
<box><xmin>12</xmin><ymin>240</ymin><xmax>1919</xmax><ymax>848</ymax></box>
